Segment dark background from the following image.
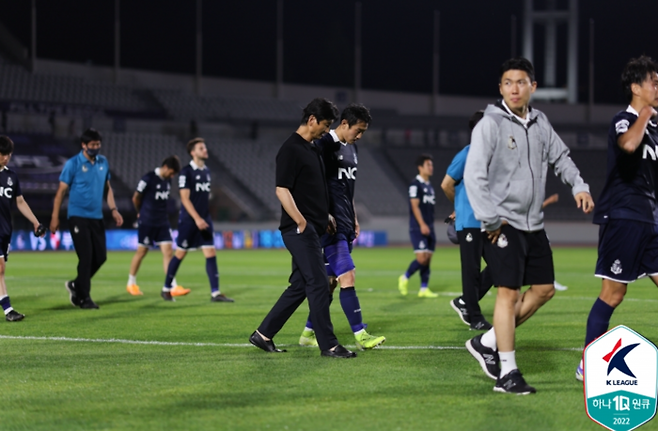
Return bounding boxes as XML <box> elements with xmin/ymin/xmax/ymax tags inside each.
<box><xmin>0</xmin><ymin>0</ymin><xmax>653</xmax><ymax>104</ymax></box>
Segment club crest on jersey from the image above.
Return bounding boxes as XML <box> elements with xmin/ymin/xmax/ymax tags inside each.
<box><xmin>497</xmin><ymin>233</ymin><xmax>508</xmax><ymax>248</ymax></box>
<box><xmin>156</xmin><ymin>184</ymin><xmax>161</xmax><ymax>189</ymax></box>
<box><xmin>6</xmin><ymin>177</ymin><xmax>12</xmax><ymax>186</ymax></box>
<box><xmin>82</xmin><ymin>165</ymin><xmax>88</xmax><ymax>172</ymax></box>
<box><xmin>508</xmin><ymin>136</ymin><xmax>517</xmax><ymax>150</ymax></box>
<box><xmin>466</xmin><ymin>233</ymin><xmax>473</xmax><ymax>242</ymax></box>
<box><xmin>611</xmin><ymin>259</ymin><xmax>623</xmax><ymax>275</ymax></box>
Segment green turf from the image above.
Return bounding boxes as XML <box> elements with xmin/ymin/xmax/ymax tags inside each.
<box><xmin>1</xmin><ymin>247</ymin><xmax>657</xmax><ymax>430</ymax></box>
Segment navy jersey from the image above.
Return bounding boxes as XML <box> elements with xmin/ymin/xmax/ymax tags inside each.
<box><xmin>408</xmin><ymin>175</ymin><xmax>435</xmax><ymax>231</ymax></box>
<box><xmin>593</xmin><ymin>107</ymin><xmax>658</xmax><ymax>225</ymax></box>
<box><xmin>135</xmin><ymin>168</ymin><xmax>172</xmax><ymax>227</ymax></box>
<box><xmin>178</xmin><ymin>161</ymin><xmax>211</xmax><ymax>222</ymax></box>
<box><xmin>317</xmin><ymin>130</ymin><xmax>357</xmax><ymax>238</ymax></box>
<box><xmin>0</xmin><ymin>167</ymin><xmax>22</xmax><ymax>237</ymax></box>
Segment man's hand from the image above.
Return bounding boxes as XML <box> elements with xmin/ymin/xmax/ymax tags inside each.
<box><xmin>354</xmin><ymin>219</ymin><xmax>360</xmax><ymax>239</ymax></box>
<box><xmin>34</xmin><ymin>223</ymin><xmax>46</xmax><ymax>238</ymax></box>
<box><xmin>420</xmin><ymin>223</ymin><xmax>430</xmax><ymax>236</ymax></box>
<box><xmin>195</xmin><ymin>217</ymin><xmax>209</xmax><ymax>231</ymax></box>
<box><xmin>297</xmin><ymin>218</ymin><xmax>307</xmax><ymax>234</ymax></box>
<box><xmin>574</xmin><ymin>192</ymin><xmax>594</xmax><ymax>214</ymax></box>
<box><xmin>486</xmin><ymin>220</ymin><xmax>508</xmax><ymax>244</ymax></box>
<box><xmin>50</xmin><ymin>216</ymin><xmax>59</xmax><ymax>232</ymax></box>
<box><xmin>112</xmin><ymin>209</ymin><xmax>124</xmax><ymax>227</ymax></box>
<box><xmin>327</xmin><ymin>214</ymin><xmax>336</xmax><ymax>235</ymax></box>
<box><xmin>640</xmin><ymin>105</ymin><xmax>658</xmax><ymax>119</ymax></box>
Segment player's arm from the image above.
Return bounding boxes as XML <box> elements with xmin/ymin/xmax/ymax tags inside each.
<box><xmin>50</xmin><ymin>181</ymin><xmax>69</xmax><ymax>232</ymax></box>
<box><xmin>16</xmin><ymin>195</ymin><xmax>44</xmax><ymax>236</ymax></box>
<box><xmin>105</xmin><ymin>180</ymin><xmax>123</xmax><ymax>227</ymax></box>
<box><xmin>618</xmin><ymin>107</ymin><xmax>658</xmax><ymax>153</ymax></box>
<box><xmin>132</xmin><ymin>191</ymin><xmax>143</xmax><ymax>214</ymax></box>
<box><xmin>180</xmin><ymin>188</ymin><xmax>208</xmax><ymax>231</ymax></box>
<box><xmin>441</xmin><ymin>174</ymin><xmax>456</xmax><ymax>204</ymax></box>
<box><xmin>353</xmin><ymin>198</ymin><xmax>359</xmax><ymax>239</ymax></box>
<box><xmin>276</xmin><ymin>186</ymin><xmax>306</xmax><ymax>233</ymax></box>
<box><xmin>410</xmin><ymin>198</ymin><xmax>430</xmax><ymax>236</ymax></box>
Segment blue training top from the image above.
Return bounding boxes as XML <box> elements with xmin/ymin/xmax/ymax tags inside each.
<box><xmin>59</xmin><ymin>151</ymin><xmax>110</xmax><ymax>219</ymax></box>
<box><xmin>446</xmin><ymin>145</ymin><xmax>480</xmax><ymax>231</ymax></box>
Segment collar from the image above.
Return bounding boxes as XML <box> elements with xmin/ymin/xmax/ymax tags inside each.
<box><xmin>190</xmin><ymin>160</ymin><xmax>206</xmax><ymax>170</ymax></box>
<box><xmin>329</xmin><ymin>129</ymin><xmax>347</xmax><ymax>146</ymax></box>
<box><xmin>0</xmin><ymin>166</ymin><xmax>7</xmax><ymax>172</ymax></box>
<box><xmin>155</xmin><ymin>167</ymin><xmax>163</xmax><ymax>179</ymax></box>
<box><xmin>78</xmin><ymin>150</ymin><xmax>95</xmax><ymax>164</ymax></box>
<box><xmin>416</xmin><ymin>174</ymin><xmax>430</xmax><ymax>185</ymax></box>
<box><xmin>502</xmin><ymin>100</ymin><xmax>531</xmax><ymax>126</ymax></box>
<box><xmin>627</xmin><ymin>105</ymin><xmax>658</xmax><ymax>127</ymax></box>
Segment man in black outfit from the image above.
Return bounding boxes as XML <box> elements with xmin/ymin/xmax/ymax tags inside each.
<box><xmin>249</xmin><ymin>98</ymin><xmax>356</xmax><ymax>358</ymax></box>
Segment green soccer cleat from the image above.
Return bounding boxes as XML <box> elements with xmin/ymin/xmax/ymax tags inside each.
<box><xmin>299</xmin><ymin>329</ymin><xmax>318</xmax><ymax>347</ymax></box>
<box><xmin>398</xmin><ymin>275</ymin><xmax>408</xmax><ymax>296</ymax></box>
<box><xmin>418</xmin><ymin>288</ymin><xmax>438</xmax><ymax>298</ymax></box>
<box><xmin>355</xmin><ymin>330</ymin><xmax>386</xmax><ymax>350</ymax></box>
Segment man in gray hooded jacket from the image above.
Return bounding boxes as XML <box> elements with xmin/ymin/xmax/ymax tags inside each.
<box><xmin>463</xmin><ymin>57</ymin><xmax>594</xmax><ymax>394</ymax></box>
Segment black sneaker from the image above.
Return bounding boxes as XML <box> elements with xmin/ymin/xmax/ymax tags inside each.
<box><xmin>211</xmin><ymin>293</ymin><xmax>234</xmax><ymax>302</ymax></box>
<box><xmin>65</xmin><ymin>280</ymin><xmax>80</xmax><ymax>307</ymax></box>
<box><xmin>5</xmin><ymin>310</ymin><xmax>25</xmax><ymax>322</ymax></box>
<box><xmin>465</xmin><ymin>333</ymin><xmax>500</xmax><ymax>380</ymax></box>
<box><xmin>161</xmin><ymin>291</ymin><xmax>175</xmax><ymax>301</ymax></box>
<box><xmin>450</xmin><ymin>297</ymin><xmax>470</xmax><ymax>325</ymax></box>
<box><xmin>79</xmin><ymin>298</ymin><xmax>99</xmax><ymax>309</ymax></box>
<box><xmin>494</xmin><ymin>370</ymin><xmax>537</xmax><ymax>395</ymax></box>
<box><xmin>470</xmin><ymin>320</ymin><xmax>493</xmax><ymax>331</ymax></box>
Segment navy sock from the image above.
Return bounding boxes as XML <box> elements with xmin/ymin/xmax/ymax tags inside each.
<box><xmin>0</xmin><ymin>295</ymin><xmax>11</xmax><ymax>313</ymax></box>
<box><xmin>340</xmin><ymin>287</ymin><xmax>364</xmax><ymax>333</ymax></box>
<box><xmin>419</xmin><ymin>265</ymin><xmax>430</xmax><ymax>288</ymax></box>
<box><xmin>585</xmin><ymin>298</ymin><xmax>615</xmax><ymax>346</ymax></box>
<box><xmin>164</xmin><ymin>256</ymin><xmax>182</xmax><ymax>289</ymax></box>
<box><xmin>305</xmin><ymin>317</ymin><xmax>313</xmax><ymax>330</ymax></box>
<box><xmin>206</xmin><ymin>256</ymin><xmax>220</xmax><ymax>293</ymax></box>
<box><xmin>405</xmin><ymin>260</ymin><xmax>422</xmax><ymax>278</ymax></box>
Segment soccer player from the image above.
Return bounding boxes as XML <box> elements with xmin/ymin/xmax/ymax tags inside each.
<box><xmin>298</xmin><ymin>103</ymin><xmax>386</xmax><ymax>350</ymax></box>
<box><xmin>160</xmin><ymin>138</ymin><xmax>233</xmax><ymax>303</ymax></box>
<box><xmin>250</xmin><ymin>98</ymin><xmax>356</xmax><ymax>358</ymax></box>
<box><xmin>0</xmin><ymin>136</ymin><xmax>45</xmax><ymax>321</ymax></box>
<box><xmin>126</xmin><ymin>156</ymin><xmax>189</xmax><ymax>297</ymax></box>
<box><xmin>463</xmin><ymin>57</ymin><xmax>594</xmax><ymax>394</ymax></box>
<box><xmin>51</xmin><ymin>128</ymin><xmax>124</xmax><ymax>309</ymax></box>
<box><xmin>576</xmin><ymin>56</ymin><xmax>658</xmax><ymax>382</ymax></box>
<box><xmin>398</xmin><ymin>154</ymin><xmax>439</xmax><ymax>298</ymax></box>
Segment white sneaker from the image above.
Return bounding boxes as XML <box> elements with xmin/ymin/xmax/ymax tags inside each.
<box><xmin>554</xmin><ymin>281</ymin><xmax>568</xmax><ymax>291</ymax></box>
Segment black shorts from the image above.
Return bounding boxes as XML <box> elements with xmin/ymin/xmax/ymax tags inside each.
<box><xmin>0</xmin><ymin>235</ymin><xmax>9</xmax><ymax>261</ymax></box>
<box><xmin>483</xmin><ymin>224</ymin><xmax>554</xmax><ymax>289</ymax></box>
<box><xmin>176</xmin><ymin>218</ymin><xmax>214</xmax><ymax>250</ymax></box>
<box><xmin>138</xmin><ymin>224</ymin><xmax>173</xmax><ymax>248</ymax></box>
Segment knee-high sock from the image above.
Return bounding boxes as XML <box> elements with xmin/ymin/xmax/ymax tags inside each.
<box><xmin>206</xmin><ymin>256</ymin><xmax>220</xmax><ymax>293</ymax></box>
<box><xmin>405</xmin><ymin>260</ymin><xmax>422</xmax><ymax>278</ymax></box>
<box><xmin>585</xmin><ymin>298</ymin><xmax>615</xmax><ymax>346</ymax></box>
<box><xmin>164</xmin><ymin>256</ymin><xmax>182</xmax><ymax>289</ymax></box>
<box><xmin>340</xmin><ymin>287</ymin><xmax>364</xmax><ymax>333</ymax></box>
<box><xmin>419</xmin><ymin>265</ymin><xmax>430</xmax><ymax>288</ymax></box>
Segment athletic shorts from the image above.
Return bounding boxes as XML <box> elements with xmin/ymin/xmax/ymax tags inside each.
<box><xmin>0</xmin><ymin>235</ymin><xmax>10</xmax><ymax>261</ymax></box>
<box><xmin>324</xmin><ymin>239</ymin><xmax>355</xmax><ymax>278</ymax></box>
<box><xmin>595</xmin><ymin>219</ymin><xmax>658</xmax><ymax>283</ymax></box>
<box><xmin>176</xmin><ymin>218</ymin><xmax>214</xmax><ymax>250</ymax></box>
<box><xmin>482</xmin><ymin>224</ymin><xmax>554</xmax><ymax>289</ymax></box>
<box><xmin>410</xmin><ymin>229</ymin><xmax>436</xmax><ymax>253</ymax></box>
<box><xmin>137</xmin><ymin>224</ymin><xmax>173</xmax><ymax>248</ymax></box>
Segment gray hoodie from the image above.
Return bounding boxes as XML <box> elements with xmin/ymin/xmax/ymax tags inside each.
<box><xmin>464</xmin><ymin>101</ymin><xmax>590</xmax><ymax>232</ymax></box>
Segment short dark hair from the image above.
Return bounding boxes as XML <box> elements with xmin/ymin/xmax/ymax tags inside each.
<box><xmin>341</xmin><ymin>103</ymin><xmax>372</xmax><ymax>127</ymax></box>
<box><xmin>0</xmin><ymin>136</ymin><xmax>14</xmax><ymax>155</ymax></box>
<box><xmin>469</xmin><ymin>110</ymin><xmax>485</xmax><ymax>131</ymax></box>
<box><xmin>300</xmin><ymin>98</ymin><xmax>339</xmax><ymax>125</ymax></box>
<box><xmin>416</xmin><ymin>154</ymin><xmax>433</xmax><ymax>167</ymax></box>
<box><xmin>162</xmin><ymin>155</ymin><xmax>181</xmax><ymax>173</ymax></box>
<box><xmin>186</xmin><ymin>137</ymin><xmax>205</xmax><ymax>155</ymax></box>
<box><xmin>621</xmin><ymin>56</ymin><xmax>658</xmax><ymax>103</ymax></box>
<box><xmin>81</xmin><ymin>128</ymin><xmax>102</xmax><ymax>144</ymax></box>
<box><xmin>500</xmin><ymin>57</ymin><xmax>535</xmax><ymax>83</ymax></box>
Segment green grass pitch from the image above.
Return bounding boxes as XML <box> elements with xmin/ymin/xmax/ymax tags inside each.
<box><xmin>1</xmin><ymin>247</ymin><xmax>657</xmax><ymax>430</ymax></box>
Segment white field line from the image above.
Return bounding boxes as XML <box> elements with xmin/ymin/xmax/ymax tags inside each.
<box><xmin>0</xmin><ymin>334</ymin><xmax>583</xmax><ymax>351</ymax></box>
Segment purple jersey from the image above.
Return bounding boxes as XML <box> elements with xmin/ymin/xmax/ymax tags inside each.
<box><xmin>0</xmin><ymin>167</ymin><xmax>21</xmax><ymax>237</ymax></box>
<box><xmin>135</xmin><ymin>168</ymin><xmax>172</xmax><ymax>228</ymax></box>
<box><xmin>178</xmin><ymin>161</ymin><xmax>211</xmax><ymax>223</ymax></box>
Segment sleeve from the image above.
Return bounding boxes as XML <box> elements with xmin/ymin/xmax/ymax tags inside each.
<box><xmin>59</xmin><ymin>158</ymin><xmax>76</xmax><ymax>186</ymax></box>
<box><xmin>408</xmin><ymin>181</ymin><xmax>419</xmax><ymax>199</ymax></box>
<box><xmin>13</xmin><ymin>174</ymin><xmax>22</xmax><ymax>198</ymax></box>
<box><xmin>136</xmin><ymin>173</ymin><xmax>149</xmax><ymax>193</ymax></box>
<box><xmin>464</xmin><ymin>116</ymin><xmax>502</xmax><ymax>231</ymax></box>
<box><xmin>178</xmin><ymin>168</ymin><xmax>189</xmax><ymax>190</ymax></box>
<box><xmin>544</xmin><ymin>118</ymin><xmax>590</xmax><ymax>196</ymax></box>
<box><xmin>614</xmin><ymin>113</ymin><xmax>635</xmax><ymax>138</ymax></box>
<box><xmin>275</xmin><ymin>144</ymin><xmax>297</xmax><ymax>190</ymax></box>
<box><xmin>446</xmin><ymin>147</ymin><xmax>468</xmax><ymax>183</ymax></box>
<box><xmin>105</xmin><ymin>157</ymin><xmax>111</xmax><ymax>181</ymax></box>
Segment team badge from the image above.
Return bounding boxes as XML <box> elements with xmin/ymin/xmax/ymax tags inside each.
<box><xmin>611</xmin><ymin>259</ymin><xmax>623</xmax><ymax>275</ymax></box>
<box><xmin>466</xmin><ymin>233</ymin><xmax>473</xmax><ymax>242</ymax></box>
<box><xmin>182</xmin><ymin>240</ymin><xmax>188</xmax><ymax>248</ymax></box>
<box><xmin>508</xmin><ymin>136</ymin><xmax>517</xmax><ymax>150</ymax></box>
<box><xmin>74</xmin><ymin>226</ymin><xmax>79</xmax><ymax>234</ymax></box>
<box><xmin>338</xmin><ymin>155</ymin><xmax>343</xmax><ymax>160</ymax></box>
<box><xmin>100</xmin><ymin>167</ymin><xmax>104</xmax><ymax>171</ymax></box>
<box><xmin>156</xmin><ymin>184</ymin><xmax>161</xmax><ymax>189</ymax></box>
<box><xmin>82</xmin><ymin>165</ymin><xmax>88</xmax><ymax>172</ymax></box>
<box><xmin>497</xmin><ymin>233</ymin><xmax>508</xmax><ymax>248</ymax></box>
<box><xmin>196</xmin><ymin>175</ymin><xmax>200</xmax><ymax>180</ymax></box>
<box><xmin>6</xmin><ymin>177</ymin><xmax>12</xmax><ymax>186</ymax></box>
<box><xmin>419</xmin><ymin>240</ymin><xmax>426</xmax><ymax>249</ymax></box>
<box><xmin>144</xmin><ymin>236</ymin><xmax>150</xmax><ymax>245</ymax></box>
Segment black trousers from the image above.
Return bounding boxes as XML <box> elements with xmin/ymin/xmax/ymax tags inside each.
<box><xmin>69</xmin><ymin>217</ymin><xmax>107</xmax><ymax>300</ymax></box>
<box><xmin>458</xmin><ymin>228</ymin><xmax>493</xmax><ymax>322</ymax></box>
<box><xmin>258</xmin><ymin>226</ymin><xmax>338</xmax><ymax>351</ymax></box>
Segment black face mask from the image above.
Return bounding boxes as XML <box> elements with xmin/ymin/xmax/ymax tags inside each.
<box><xmin>85</xmin><ymin>147</ymin><xmax>100</xmax><ymax>157</ymax></box>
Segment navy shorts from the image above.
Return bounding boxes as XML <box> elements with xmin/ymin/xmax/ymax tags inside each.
<box><xmin>324</xmin><ymin>239</ymin><xmax>355</xmax><ymax>278</ymax></box>
<box><xmin>176</xmin><ymin>218</ymin><xmax>214</xmax><ymax>251</ymax></box>
<box><xmin>0</xmin><ymin>235</ymin><xmax>10</xmax><ymax>261</ymax></box>
<box><xmin>138</xmin><ymin>224</ymin><xmax>173</xmax><ymax>248</ymax></box>
<box><xmin>483</xmin><ymin>224</ymin><xmax>554</xmax><ymax>289</ymax></box>
<box><xmin>595</xmin><ymin>220</ymin><xmax>658</xmax><ymax>283</ymax></box>
<box><xmin>410</xmin><ymin>229</ymin><xmax>436</xmax><ymax>253</ymax></box>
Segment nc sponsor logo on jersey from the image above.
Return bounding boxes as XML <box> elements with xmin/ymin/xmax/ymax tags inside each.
<box><xmin>196</xmin><ymin>182</ymin><xmax>211</xmax><ymax>192</ymax></box>
<box><xmin>583</xmin><ymin>325</ymin><xmax>658</xmax><ymax>431</ymax></box>
<box><xmin>611</xmin><ymin>259</ymin><xmax>623</xmax><ymax>275</ymax></box>
<box><xmin>155</xmin><ymin>191</ymin><xmax>170</xmax><ymax>200</ymax></box>
<box><xmin>0</xmin><ymin>186</ymin><xmax>13</xmax><ymax>198</ymax></box>
<box><xmin>497</xmin><ymin>233</ymin><xmax>508</xmax><ymax>248</ymax></box>
<box><xmin>338</xmin><ymin>167</ymin><xmax>357</xmax><ymax>180</ymax></box>
<box><xmin>642</xmin><ymin>144</ymin><xmax>658</xmax><ymax>161</ymax></box>
<box><xmin>423</xmin><ymin>194</ymin><xmax>435</xmax><ymax>205</ymax></box>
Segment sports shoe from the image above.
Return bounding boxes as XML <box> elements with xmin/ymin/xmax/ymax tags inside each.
<box><xmin>126</xmin><ymin>284</ymin><xmax>143</xmax><ymax>296</ymax></box>
<box><xmin>79</xmin><ymin>298</ymin><xmax>99</xmax><ymax>309</ymax></box>
<box><xmin>211</xmin><ymin>293</ymin><xmax>234</xmax><ymax>302</ymax></box>
<box><xmin>470</xmin><ymin>320</ymin><xmax>493</xmax><ymax>331</ymax></box>
<box><xmin>171</xmin><ymin>286</ymin><xmax>191</xmax><ymax>297</ymax></box>
<box><xmin>466</xmin><ymin>333</ymin><xmax>500</xmax><ymax>380</ymax></box>
<box><xmin>576</xmin><ymin>360</ymin><xmax>584</xmax><ymax>382</ymax></box>
<box><xmin>5</xmin><ymin>310</ymin><xmax>24</xmax><ymax>322</ymax></box>
<box><xmin>418</xmin><ymin>288</ymin><xmax>438</xmax><ymax>298</ymax></box>
<box><xmin>494</xmin><ymin>370</ymin><xmax>536</xmax><ymax>395</ymax></box>
<box><xmin>450</xmin><ymin>297</ymin><xmax>470</xmax><ymax>325</ymax></box>
<box><xmin>65</xmin><ymin>280</ymin><xmax>79</xmax><ymax>307</ymax></box>
<box><xmin>355</xmin><ymin>331</ymin><xmax>386</xmax><ymax>350</ymax></box>
<box><xmin>161</xmin><ymin>291</ymin><xmax>175</xmax><ymax>302</ymax></box>
<box><xmin>398</xmin><ymin>275</ymin><xmax>408</xmax><ymax>296</ymax></box>
<box><xmin>299</xmin><ymin>329</ymin><xmax>319</xmax><ymax>347</ymax></box>
<box><xmin>554</xmin><ymin>281</ymin><xmax>568</xmax><ymax>291</ymax></box>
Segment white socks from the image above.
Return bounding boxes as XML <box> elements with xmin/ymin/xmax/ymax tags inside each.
<box><xmin>481</xmin><ymin>327</ymin><xmax>497</xmax><ymax>350</ymax></box>
<box><xmin>127</xmin><ymin>275</ymin><xmax>137</xmax><ymax>286</ymax></box>
<box><xmin>499</xmin><ymin>351</ymin><xmax>518</xmax><ymax>377</ymax></box>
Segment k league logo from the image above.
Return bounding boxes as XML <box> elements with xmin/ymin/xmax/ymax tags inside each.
<box><xmin>584</xmin><ymin>325</ymin><xmax>657</xmax><ymax>431</ymax></box>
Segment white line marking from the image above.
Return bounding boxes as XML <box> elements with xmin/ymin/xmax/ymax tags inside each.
<box><xmin>0</xmin><ymin>335</ymin><xmax>583</xmax><ymax>351</ymax></box>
